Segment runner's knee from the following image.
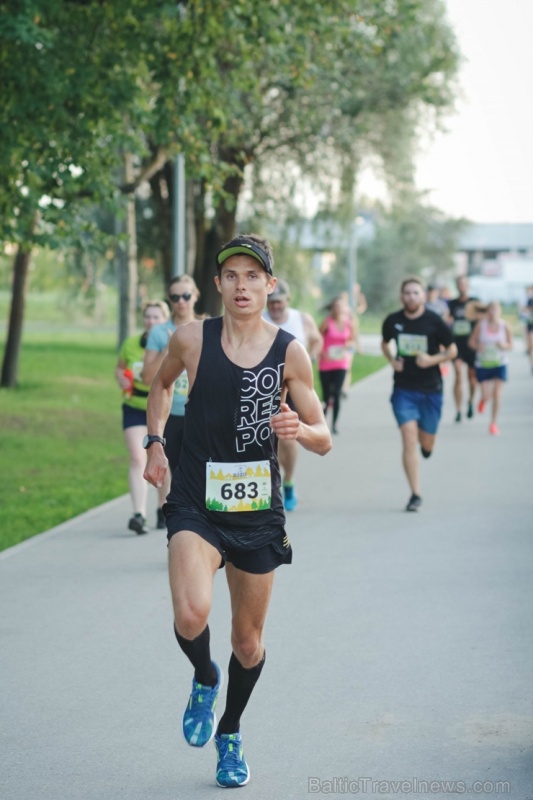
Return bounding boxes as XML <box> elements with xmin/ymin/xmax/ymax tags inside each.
<box><xmin>231</xmin><ymin>629</ymin><xmax>263</xmax><ymax>667</ymax></box>
<box><xmin>174</xmin><ymin>599</ymin><xmax>211</xmax><ymax>640</ymax></box>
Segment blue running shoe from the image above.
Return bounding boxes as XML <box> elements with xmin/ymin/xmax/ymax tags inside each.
<box><xmin>182</xmin><ymin>662</ymin><xmax>222</xmax><ymax>747</ymax></box>
<box><xmin>214</xmin><ymin>732</ymin><xmax>250</xmax><ymax>788</ymax></box>
<box><xmin>283</xmin><ymin>483</ymin><xmax>298</xmax><ymax>511</ymax></box>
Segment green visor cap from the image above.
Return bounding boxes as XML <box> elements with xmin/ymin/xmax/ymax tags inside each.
<box><xmin>216</xmin><ymin>240</ymin><xmax>272</xmax><ymax>275</ymax></box>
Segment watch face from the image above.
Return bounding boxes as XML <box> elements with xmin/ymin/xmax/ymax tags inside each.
<box><xmin>142</xmin><ymin>435</ymin><xmax>150</xmax><ymax>449</ymax></box>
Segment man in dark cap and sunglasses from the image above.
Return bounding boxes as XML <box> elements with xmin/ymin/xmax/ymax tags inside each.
<box><xmin>144</xmin><ymin>233</ymin><xmax>331</xmax><ymax>788</ymax></box>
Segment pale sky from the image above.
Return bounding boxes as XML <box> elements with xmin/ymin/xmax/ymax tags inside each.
<box><xmin>414</xmin><ymin>0</ymin><xmax>533</xmax><ymax>223</ymax></box>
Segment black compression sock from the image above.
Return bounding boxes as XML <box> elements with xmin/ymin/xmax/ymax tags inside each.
<box><xmin>216</xmin><ymin>651</ymin><xmax>266</xmax><ymax>735</ymax></box>
<box><xmin>421</xmin><ymin>447</ymin><xmax>432</xmax><ymax>459</ymax></box>
<box><xmin>174</xmin><ymin>624</ymin><xmax>218</xmax><ymax>687</ymax></box>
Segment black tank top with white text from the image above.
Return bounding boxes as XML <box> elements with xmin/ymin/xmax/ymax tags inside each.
<box><xmin>169</xmin><ymin>316</ymin><xmax>294</xmax><ymax>537</ymax></box>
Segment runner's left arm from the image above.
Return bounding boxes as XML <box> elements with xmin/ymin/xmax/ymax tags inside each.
<box><xmin>271</xmin><ymin>340</ymin><xmax>331</xmax><ymax>456</ymax></box>
<box><xmin>416</xmin><ymin>342</ymin><xmax>457</xmax><ymax>368</ymax></box>
<box><xmin>501</xmin><ymin>323</ymin><xmax>513</xmax><ymax>350</ymax></box>
<box><xmin>416</xmin><ymin>318</ymin><xmax>457</xmax><ymax>368</ymax></box>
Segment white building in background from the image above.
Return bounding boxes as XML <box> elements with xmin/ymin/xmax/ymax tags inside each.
<box><xmin>468</xmin><ymin>259</ymin><xmax>533</xmax><ymax>304</ymax></box>
<box><xmin>458</xmin><ymin>223</ymin><xmax>533</xmax><ymax>304</ymax></box>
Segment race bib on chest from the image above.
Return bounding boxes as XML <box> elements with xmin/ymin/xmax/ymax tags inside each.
<box><xmin>174</xmin><ymin>370</ymin><xmax>189</xmax><ymax>396</ymax></box>
<box><xmin>205</xmin><ymin>460</ymin><xmax>271</xmax><ymax>512</ymax></box>
<box><xmin>327</xmin><ymin>345</ymin><xmax>345</xmax><ymax>361</ymax></box>
<box><xmin>131</xmin><ymin>360</ymin><xmax>144</xmax><ymax>382</ymax></box>
<box><xmin>480</xmin><ymin>345</ymin><xmax>502</xmax><ymax>368</ymax></box>
<box><xmin>397</xmin><ymin>333</ymin><xmax>428</xmax><ymax>357</ymax></box>
<box><xmin>453</xmin><ymin>319</ymin><xmax>471</xmax><ymax>336</ymax></box>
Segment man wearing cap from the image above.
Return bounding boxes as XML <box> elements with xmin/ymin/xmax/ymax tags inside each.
<box><xmin>425</xmin><ymin>283</ymin><xmax>451</xmax><ymax>320</ymax></box>
<box><xmin>263</xmin><ymin>278</ymin><xmax>322</xmax><ymax>510</ymax></box>
<box><xmin>144</xmin><ymin>233</ymin><xmax>331</xmax><ymax>788</ymax></box>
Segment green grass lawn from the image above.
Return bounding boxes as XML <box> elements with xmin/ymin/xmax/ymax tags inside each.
<box><xmin>313</xmin><ymin>352</ymin><xmax>386</xmax><ymax>402</ymax></box>
<box><xmin>350</xmin><ymin>352</ymin><xmax>387</xmax><ymax>383</ymax></box>
<box><xmin>0</xmin><ymin>332</ymin><xmax>127</xmax><ymax>552</ymax></box>
<box><xmin>0</xmin><ymin>330</ymin><xmax>386</xmax><ymax>553</ymax></box>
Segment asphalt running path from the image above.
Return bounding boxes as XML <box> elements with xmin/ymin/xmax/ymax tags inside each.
<box><xmin>1</xmin><ymin>345</ymin><xmax>532</xmax><ymax>799</ymax></box>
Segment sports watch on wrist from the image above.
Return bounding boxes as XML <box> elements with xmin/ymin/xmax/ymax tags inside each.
<box><xmin>142</xmin><ymin>434</ymin><xmax>166</xmax><ymax>449</ymax></box>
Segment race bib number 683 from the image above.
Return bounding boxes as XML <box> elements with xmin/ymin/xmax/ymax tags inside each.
<box><xmin>205</xmin><ymin>460</ymin><xmax>271</xmax><ymax>512</ymax></box>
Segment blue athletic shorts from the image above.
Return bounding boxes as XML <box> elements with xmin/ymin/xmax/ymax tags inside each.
<box><xmin>475</xmin><ymin>365</ymin><xmax>507</xmax><ymax>382</ymax></box>
<box><xmin>390</xmin><ymin>388</ymin><xmax>443</xmax><ymax>434</ymax></box>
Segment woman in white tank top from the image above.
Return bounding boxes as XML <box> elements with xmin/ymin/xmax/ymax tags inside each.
<box><xmin>468</xmin><ymin>302</ymin><xmax>513</xmax><ymax>435</ymax></box>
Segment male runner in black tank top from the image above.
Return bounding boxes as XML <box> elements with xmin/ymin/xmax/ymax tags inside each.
<box><xmin>144</xmin><ymin>234</ymin><xmax>331</xmax><ymax>788</ymax></box>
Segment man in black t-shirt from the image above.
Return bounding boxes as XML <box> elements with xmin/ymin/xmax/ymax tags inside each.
<box><xmin>382</xmin><ymin>277</ymin><xmax>457</xmax><ymax>512</ymax></box>
<box><xmin>448</xmin><ymin>276</ymin><xmax>483</xmax><ymax>422</ymax></box>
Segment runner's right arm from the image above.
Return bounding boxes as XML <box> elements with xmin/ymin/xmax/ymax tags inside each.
<box><xmin>381</xmin><ymin>339</ymin><xmax>404</xmax><ymax>372</ymax></box>
<box><xmin>143</xmin><ymin>330</ymin><xmax>186</xmax><ymax>489</ymax></box>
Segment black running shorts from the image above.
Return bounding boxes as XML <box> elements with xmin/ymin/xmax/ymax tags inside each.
<box><xmin>454</xmin><ymin>340</ymin><xmax>476</xmax><ymax>368</ymax></box>
<box><xmin>163</xmin><ymin>504</ymin><xmax>292</xmax><ymax>574</ymax></box>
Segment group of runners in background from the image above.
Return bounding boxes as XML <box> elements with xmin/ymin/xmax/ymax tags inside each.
<box><xmin>116</xmin><ymin>266</ymin><xmax>518</xmax><ymax>528</ymax></box>
<box><xmin>382</xmin><ymin>274</ymin><xmax>513</xmax><ymax>512</ymax></box>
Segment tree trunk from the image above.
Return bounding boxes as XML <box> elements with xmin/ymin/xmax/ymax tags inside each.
<box><xmin>194</xmin><ymin>154</ymin><xmax>245</xmax><ymax>317</ymax></box>
<box><xmin>149</xmin><ymin>161</ymin><xmax>173</xmax><ymax>288</ymax></box>
<box><xmin>118</xmin><ymin>153</ymin><xmax>138</xmax><ymax>347</ymax></box>
<box><xmin>149</xmin><ymin>153</ymin><xmax>245</xmax><ymax>315</ymax></box>
<box><xmin>185</xmin><ymin>177</ymin><xmax>196</xmax><ymax>276</ymax></box>
<box><xmin>1</xmin><ymin>247</ymin><xmax>32</xmax><ymax>388</ymax></box>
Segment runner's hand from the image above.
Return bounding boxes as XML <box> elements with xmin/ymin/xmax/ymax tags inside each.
<box><xmin>271</xmin><ymin>402</ymin><xmax>300</xmax><ymax>440</ymax></box>
<box><xmin>143</xmin><ymin>446</ymin><xmax>169</xmax><ymax>489</ymax></box>
<box><xmin>392</xmin><ymin>357</ymin><xmax>404</xmax><ymax>372</ymax></box>
<box><xmin>415</xmin><ymin>352</ymin><xmax>434</xmax><ymax>368</ymax></box>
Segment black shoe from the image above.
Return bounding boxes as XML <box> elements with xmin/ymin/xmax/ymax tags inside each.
<box><xmin>128</xmin><ymin>513</ymin><xmax>149</xmax><ymax>535</ymax></box>
<box><xmin>405</xmin><ymin>494</ymin><xmax>422</xmax><ymax>512</ymax></box>
<box><xmin>420</xmin><ymin>447</ymin><xmax>432</xmax><ymax>459</ymax></box>
<box><xmin>455</xmin><ymin>411</ymin><xmax>462</xmax><ymax>422</ymax></box>
<box><xmin>466</xmin><ymin>402</ymin><xmax>474</xmax><ymax>419</ymax></box>
<box><xmin>156</xmin><ymin>507</ymin><xmax>166</xmax><ymax>529</ymax></box>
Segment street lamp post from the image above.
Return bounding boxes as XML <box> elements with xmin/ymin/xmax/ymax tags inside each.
<box><xmin>347</xmin><ymin>216</ymin><xmax>364</xmax><ymax>309</ymax></box>
<box><xmin>172</xmin><ymin>153</ymin><xmax>186</xmax><ymax>277</ymax></box>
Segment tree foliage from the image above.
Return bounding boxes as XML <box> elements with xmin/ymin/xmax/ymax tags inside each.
<box><xmin>143</xmin><ymin>0</ymin><xmax>461</xmax><ymax>311</ymax></box>
<box><xmin>0</xmin><ymin>0</ymin><xmax>461</xmax><ymax>249</ymax></box>
<box><xmin>1</xmin><ymin>0</ymin><xmax>462</xmax><ymax>381</ymax></box>
<box><xmin>0</xmin><ymin>0</ymin><xmax>224</xmax><ymax>248</ymax></box>
<box><xmin>358</xmin><ymin>196</ymin><xmax>469</xmax><ymax>312</ymax></box>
